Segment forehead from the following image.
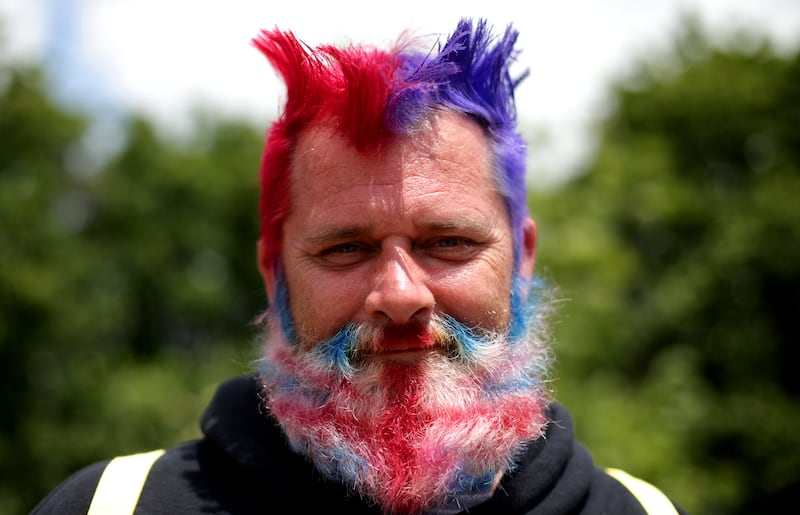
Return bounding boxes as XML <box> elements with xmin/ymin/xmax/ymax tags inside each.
<box><xmin>288</xmin><ymin>112</ymin><xmax>498</xmax><ymax>206</ymax></box>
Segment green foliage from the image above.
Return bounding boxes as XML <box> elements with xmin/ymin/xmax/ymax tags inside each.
<box><xmin>531</xmin><ymin>19</ymin><xmax>800</xmax><ymax>515</ymax></box>
<box><xmin>0</xmin><ymin>64</ymin><xmax>265</xmax><ymax>514</ymax></box>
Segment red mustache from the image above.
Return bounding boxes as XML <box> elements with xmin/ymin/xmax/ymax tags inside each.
<box><xmin>378</xmin><ymin>323</ymin><xmax>434</xmax><ymax>352</ymax></box>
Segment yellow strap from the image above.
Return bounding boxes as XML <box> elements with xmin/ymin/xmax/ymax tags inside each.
<box><xmin>606</xmin><ymin>467</ymin><xmax>678</xmax><ymax>515</ymax></box>
<box><xmin>87</xmin><ymin>449</ymin><xmax>165</xmax><ymax>515</ymax></box>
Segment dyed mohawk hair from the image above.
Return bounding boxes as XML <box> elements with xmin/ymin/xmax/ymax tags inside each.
<box><xmin>253</xmin><ymin>18</ymin><xmax>530</xmax><ymax>270</ymax></box>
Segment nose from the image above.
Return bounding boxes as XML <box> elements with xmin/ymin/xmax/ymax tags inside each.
<box><xmin>365</xmin><ymin>245</ymin><xmax>434</xmax><ymax>324</ymax></box>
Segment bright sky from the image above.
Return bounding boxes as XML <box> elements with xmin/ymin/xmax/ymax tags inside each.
<box><xmin>2</xmin><ymin>0</ymin><xmax>799</xmax><ymax>185</ymax></box>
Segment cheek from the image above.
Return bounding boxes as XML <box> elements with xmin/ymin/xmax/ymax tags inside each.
<box><xmin>288</xmin><ymin>271</ymin><xmax>366</xmax><ymax>342</ymax></box>
<box><xmin>431</xmin><ymin>257</ymin><xmax>514</xmax><ymax>330</ymax></box>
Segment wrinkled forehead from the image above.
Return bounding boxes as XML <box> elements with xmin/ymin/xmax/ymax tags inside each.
<box><xmin>288</xmin><ymin>111</ymin><xmax>494</xmax><ymax>193</ymax></box>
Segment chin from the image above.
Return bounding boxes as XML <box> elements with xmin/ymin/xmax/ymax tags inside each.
<box><xmin>258</xmin><ymin>313</ymin><xmax>552</xmax><ymax>513</ymax></box>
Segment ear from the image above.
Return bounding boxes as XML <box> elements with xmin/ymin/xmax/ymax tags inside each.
<box><xmin>518</xmin><ymin>217</ymin><xmax>537</xmax><ymax>280</ymax></box>
<box><xmin>257</xmin><ymin>238</ymin><xmax>276</xmax><ymax>304</ymax></box>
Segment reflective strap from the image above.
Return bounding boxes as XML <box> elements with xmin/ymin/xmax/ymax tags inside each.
<box><xmin>606</xmin><ymin>467</ymin><xmax>679</xmax><ymax>515</ymax></box>
<box><xmin>87</xmin><ymin>449</ymin><xmax>165</xmax><ymax>515</ymax></box>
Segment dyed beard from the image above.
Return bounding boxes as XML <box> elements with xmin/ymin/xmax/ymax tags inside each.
<box><xmin>257</xmin><ymin>280</ymin><xmax>553</xmax><ymax>514</ymax></box>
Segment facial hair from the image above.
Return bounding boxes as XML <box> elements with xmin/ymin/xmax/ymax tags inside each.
<box><xmin>256</xmin><ymin>281</ymin><xmax>554</xmax><ymax>514</ymax></box>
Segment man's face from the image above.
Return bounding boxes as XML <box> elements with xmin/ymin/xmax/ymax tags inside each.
<box><xmin>256</xmin><ymin>112</ymin><xmax>543</xmax><ymax>512</ymax></box>
<box><xmin>261</xmin><ymin>112</ymin><xmax>536</xmax><ymax>351</ymax></box>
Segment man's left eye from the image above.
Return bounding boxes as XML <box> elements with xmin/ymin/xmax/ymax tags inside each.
<box><xmin>432</xmin><ymin>237</ymin><xmax>465</xmax><ymax>248</ymax></box>
<box><xmin>424</xmin><ymin>237</ymin><xmax>479</xmax><ymax>260</ymax></box>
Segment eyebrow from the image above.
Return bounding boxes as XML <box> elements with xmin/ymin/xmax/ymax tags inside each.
<box><xmin>304</xmin><ymin>216</ymin><xmax>495</xmax><ymax>247</ymax></box>
<box><xmin>305</xmin><ymin>225</ymin><xmax>370</xmax><ymax>247</ymax></box>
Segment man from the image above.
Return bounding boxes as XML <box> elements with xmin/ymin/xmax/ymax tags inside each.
<box><xmin>32</xmin><ymin>18</ymin><xmax>686</xmax><ymax>514</ymax></box>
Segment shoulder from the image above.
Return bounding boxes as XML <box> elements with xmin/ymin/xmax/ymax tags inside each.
<box><xmin>29</xmin><ymin>459</ymin><xmax>109</xmax><ymax>514</ymax></box>
<box><xmin>547</xmin><ymin>403</ymin><xmax>687</xmax><ymax>514</ymax></box>
<box><xmin>599</xmin><ymin>467</ymin><xmax>688</xmax><ymax>515</ymax></box>
<box><xmin>30</xmin><ymin>442</ymin><xmax>207</xmax><ymax>515</ymax></box>
<box><xmin>486</xmin><ymin>403</ymin><xmax>687</xmax><ymax>514</ymax></box>
<box><xmin>29</xmin><ymin>376</ymin><xmax>267</xmax><ymax>515</ymax></box>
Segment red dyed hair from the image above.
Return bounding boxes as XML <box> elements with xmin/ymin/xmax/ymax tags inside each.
<box><xmin>253</xmin><ymin>29</ymin><xmax>404</xmax><ymax>270</ymax></box>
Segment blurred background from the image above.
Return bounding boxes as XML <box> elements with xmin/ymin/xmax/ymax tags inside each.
<box><xmin>2</xmin><ymin>1</ymin><xmax>799</xmax><ymax>514</ymax></box>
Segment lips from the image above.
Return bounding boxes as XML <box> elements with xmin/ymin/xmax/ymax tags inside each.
<box><xmin>379</xmin><ymin>324</ymin><xmax>435</xmax><ymax>352</ymax></box>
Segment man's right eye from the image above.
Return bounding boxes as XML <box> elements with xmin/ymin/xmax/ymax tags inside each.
<box><xmin>316</xmin><ymin>243</ymin><xmax>369</xmax><ymax>266</ymax></box>
<box><xmin>329</xmin><ymin>243</ymin><xmax>361</xmax><ymax>254</ymax></box>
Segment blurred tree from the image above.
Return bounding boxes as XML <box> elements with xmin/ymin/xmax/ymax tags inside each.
<box><xmin>1</xmin><ymin>63</ymin><xmax>92</xmax><ymax>513</ymax></box>
<box><xmin>1</xmin><ymin>60</ymin><xmax>266</xmax><ymax>513</ymax></box>
<box><xmin>531</xmin><ymin>18</ymin><xmax>800</xmax><ymax>515</ymax></box>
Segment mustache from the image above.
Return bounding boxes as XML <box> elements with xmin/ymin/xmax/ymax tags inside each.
<box><xmin>308</xmin><ymin>313</ymin><xmax>503</xmax><ymax>377</ymax></box>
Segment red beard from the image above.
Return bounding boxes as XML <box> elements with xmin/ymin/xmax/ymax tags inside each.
<box><xmin>259</xmin><ymin>314</ymin><xmax>552</xmax><ymax>513</ymax></box>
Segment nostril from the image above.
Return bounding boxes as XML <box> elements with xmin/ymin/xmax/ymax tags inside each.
<box><xmin>366</xmin><ymin>284</ymin><xmax>435</xmax><ymax>325</ymax></box>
